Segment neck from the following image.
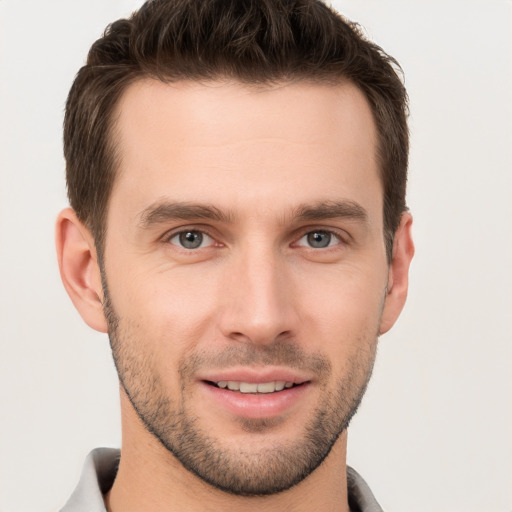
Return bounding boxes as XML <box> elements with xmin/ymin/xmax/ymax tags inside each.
<box><xmin>106</xmin><ymin>391</ymin><xmax>351</xmax><ymax>512</ymax></box>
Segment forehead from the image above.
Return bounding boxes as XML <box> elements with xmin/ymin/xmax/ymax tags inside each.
<box><xmin>109</xmin><ymin>78</ymin><xmax>381</xmax><ymax>223</ymax></box>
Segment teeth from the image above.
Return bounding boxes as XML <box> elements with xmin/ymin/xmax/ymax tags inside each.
<box><xmin>256</xmin><ymin>382</ymin><xmax>275</xmax><ymax>393</ymax></box>
<box><xmin>216</xmin><ymin>381</ymin><xmax>295</xmax><ymax>393</ymax></box>
<box><xmin>275</xmin><ymin>381</ymin><xmax>286</xmax><ymax>391</ymax></box>
<box><xmin>240</xmin><ymin>382</ymin><xmax>258</xmax><ymax>393</ymax></box>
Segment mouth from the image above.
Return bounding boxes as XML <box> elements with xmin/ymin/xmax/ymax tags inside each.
<box><xmin>205</xmin><ymin>380</ymin><xmax>304</xmax><ymax>394</ymax></box>
<box><xmin>198</xmin><ymin>370</ymin><xmax>312</xmax><ymax>419</ymax></box>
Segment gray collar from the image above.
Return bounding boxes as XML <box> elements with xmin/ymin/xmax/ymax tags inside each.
<box><xmin>61</xmin><ymin>447</ymin><xmax>383</xmax><ymax>512</ymax></box>
<box><xmin>60</xmin><ymin>448</ymin><xmax>118</xmax><ymax>512</ymax></box>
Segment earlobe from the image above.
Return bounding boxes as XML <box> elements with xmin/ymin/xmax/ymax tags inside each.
<box><xmin>379</xmin><ymin>212</ymin><xmax>415</xmax><ymax>335</ymax></box>
<box><xmin>55</xmin><ymin>208</ymin><xmax>108</xmax><ymax>333</ymax></box>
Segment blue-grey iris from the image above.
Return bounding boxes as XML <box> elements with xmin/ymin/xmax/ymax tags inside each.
<box><xmin>180</xmin><ymin>231</ymin><xmax>203</xmax><ymax>249</ymax></box>
<box><xmin>307</xmin><ymin>231</ymin><xmax>331</xmax><ymax>248</ymax></box>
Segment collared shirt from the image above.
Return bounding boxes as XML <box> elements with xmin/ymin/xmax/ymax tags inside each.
<box><xmin>61</xmin><ymin>448</ymin><xmax>384</xmax><ymax>512</ymax></box>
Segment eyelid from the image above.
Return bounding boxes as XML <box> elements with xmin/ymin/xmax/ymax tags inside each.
<box><xmin>161</xmin><ymin>225</ymin><xmax>220</xmax><ymax>247</ymax></box>
<box><xmin>292</xmin><ymin>227</ymin><xmax>350</xmax><ymax>247</ymax></box>
<box><xmin>159</xmin><ymin>224</ymin><xmax>350</xmax><ymax>249</ymax></box>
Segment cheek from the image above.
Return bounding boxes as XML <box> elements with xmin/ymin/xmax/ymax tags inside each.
<box><xmin>109</xmin><ymin>266</ymin><xmax>221</xmax><ymax>355</ymax></box>
<box><xmin>297</xmin><ymin>265</ymin><xmax>386</xmax><ymax>359</ymax></box>
<box><xmin>300</xmin><ymin>259</ymin><xmax>387</xmax><ymax>318</ymax></box>
<box><xmin>106</xmin><ymin>247</ymin><xmax>387</xmax><ymax>362</ymax></box>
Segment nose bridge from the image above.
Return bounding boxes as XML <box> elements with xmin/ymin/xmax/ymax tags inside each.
<box><xmin>220</xmin><ymin>240</ymin><xmax>295</xmax><ymax>345</ymax></box>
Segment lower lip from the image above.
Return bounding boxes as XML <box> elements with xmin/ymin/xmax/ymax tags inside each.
<box><xmin>200</xmin><ymin>381</ymin><xmax>310</xmax><ymax>419</ymax></box>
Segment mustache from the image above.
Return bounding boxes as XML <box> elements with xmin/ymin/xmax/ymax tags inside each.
<box><xmin>179</xmin><ymin>341</ymin><xmax>332</xmax><ymax>376</ymax></box>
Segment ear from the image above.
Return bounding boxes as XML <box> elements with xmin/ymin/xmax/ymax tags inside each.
<box><xmin>55</xmin><ymin>208</ymin><xmax>108</xmax><ymax>333</ymax></box>
<box><xmin>379</xmin><ymin>212</ymin><xmax>415</xmax><ymax>335</ymax></box>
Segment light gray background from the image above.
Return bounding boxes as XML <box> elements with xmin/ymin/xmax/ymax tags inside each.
<box><xmin>0</xmin><ymin>1</ymin><xmax>511</xmax><ymax>511</ymax></box>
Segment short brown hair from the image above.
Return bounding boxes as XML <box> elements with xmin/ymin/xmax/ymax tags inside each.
<box><xmin>64</xmin><ymin>0</ymin><xmax>409</xmax><ymax>260</ymax></box>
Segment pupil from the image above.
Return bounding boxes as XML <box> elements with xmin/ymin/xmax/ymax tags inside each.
<box><xmin>180</xmin><ymin>231</ymin><xmax>202</xmax><ymax>249</ymax></box>
<box><xmin>308</xmin><ymin>231</ymin><xmax>331</xmax><ymax>248</ymax></box>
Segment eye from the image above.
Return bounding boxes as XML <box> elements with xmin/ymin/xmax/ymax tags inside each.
<box><xmin>297</xmin><ymin>230</ymin><xmax>341</xmax><ymax>249</ymax></box>
<box><xmin>168</xmin><ymin>230</ymin><xmax>214</xmax><ymax>250</ymax></box>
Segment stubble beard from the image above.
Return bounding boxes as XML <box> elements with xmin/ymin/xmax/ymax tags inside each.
<box><xmin>102</xmin><ymin>286</ymin><xmax>378</xmax><ymax>496</ymax></box>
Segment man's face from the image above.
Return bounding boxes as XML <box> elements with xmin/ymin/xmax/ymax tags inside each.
<box><xmin>102</xmin><ymin>79</ymin><xmax>390</xmax><ymax>495</ymax></box>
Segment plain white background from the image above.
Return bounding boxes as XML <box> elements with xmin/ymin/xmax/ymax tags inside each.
<box><xmin>0</xmin><ymin>1</ymin><xmax>511</xmax><ymax>511</ymax></box>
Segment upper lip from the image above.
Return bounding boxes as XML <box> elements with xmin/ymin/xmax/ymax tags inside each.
<box><xmin>198</xmin><ymin>367</ymin><xmax>312</xmax><ymax>385</ymax></box>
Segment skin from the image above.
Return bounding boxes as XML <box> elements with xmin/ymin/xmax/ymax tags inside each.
<box><xmin>56</xmin><ymin>79</ymin><xmax>414</xmax><ymax>512</ymax></box>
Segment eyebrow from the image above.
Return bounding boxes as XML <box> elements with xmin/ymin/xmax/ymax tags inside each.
<box><xmin>138</xmin><ymin>201</ymin><xmax>234</xmax><ymax>227</ymax></box>
<box><xmin>293</xmin><ymin>200</ymin><xmax>369</xmax><ymax>224</ymax></box>
<box><xmin>138</xmin><ymin>199</ymin><xmax>368</xmax><ymax>228</ymax></box>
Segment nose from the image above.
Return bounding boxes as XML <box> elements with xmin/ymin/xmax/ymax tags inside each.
<box><xmin>218</xmin><ymin>245</ymin><xmax>297</xmax><ymax>346</ymax></box>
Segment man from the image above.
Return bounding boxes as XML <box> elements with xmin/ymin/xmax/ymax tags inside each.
<box><xmin>56</xmin><ymin>0</ymin><xmax>414</xmax><ymax>510</ymax></box>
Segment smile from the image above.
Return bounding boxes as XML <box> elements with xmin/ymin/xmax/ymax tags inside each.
<box><xmin>213</xmin><ymin>381</ymin><xmax>297</xmax><ymax>393</ymax></box>
<box><xmin>199</xmin><ymin>375</ymin><xmax>311</xmax><ymax>419</ymax></box>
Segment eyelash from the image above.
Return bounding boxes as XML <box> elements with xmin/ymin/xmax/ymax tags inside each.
<box><xmin>294</xmin><ymin>229</ymin><xmax>347</xmax><ymax>249</ymax></box>
<box><xmin>162</xmin><ymin>226</ymin><xmax>349</xmax><ymax>251</ymax></box>
<box><xmin>163</xmin><ymin>227</ymin><xmax>219</xmax><ymax>250</ymax></box>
